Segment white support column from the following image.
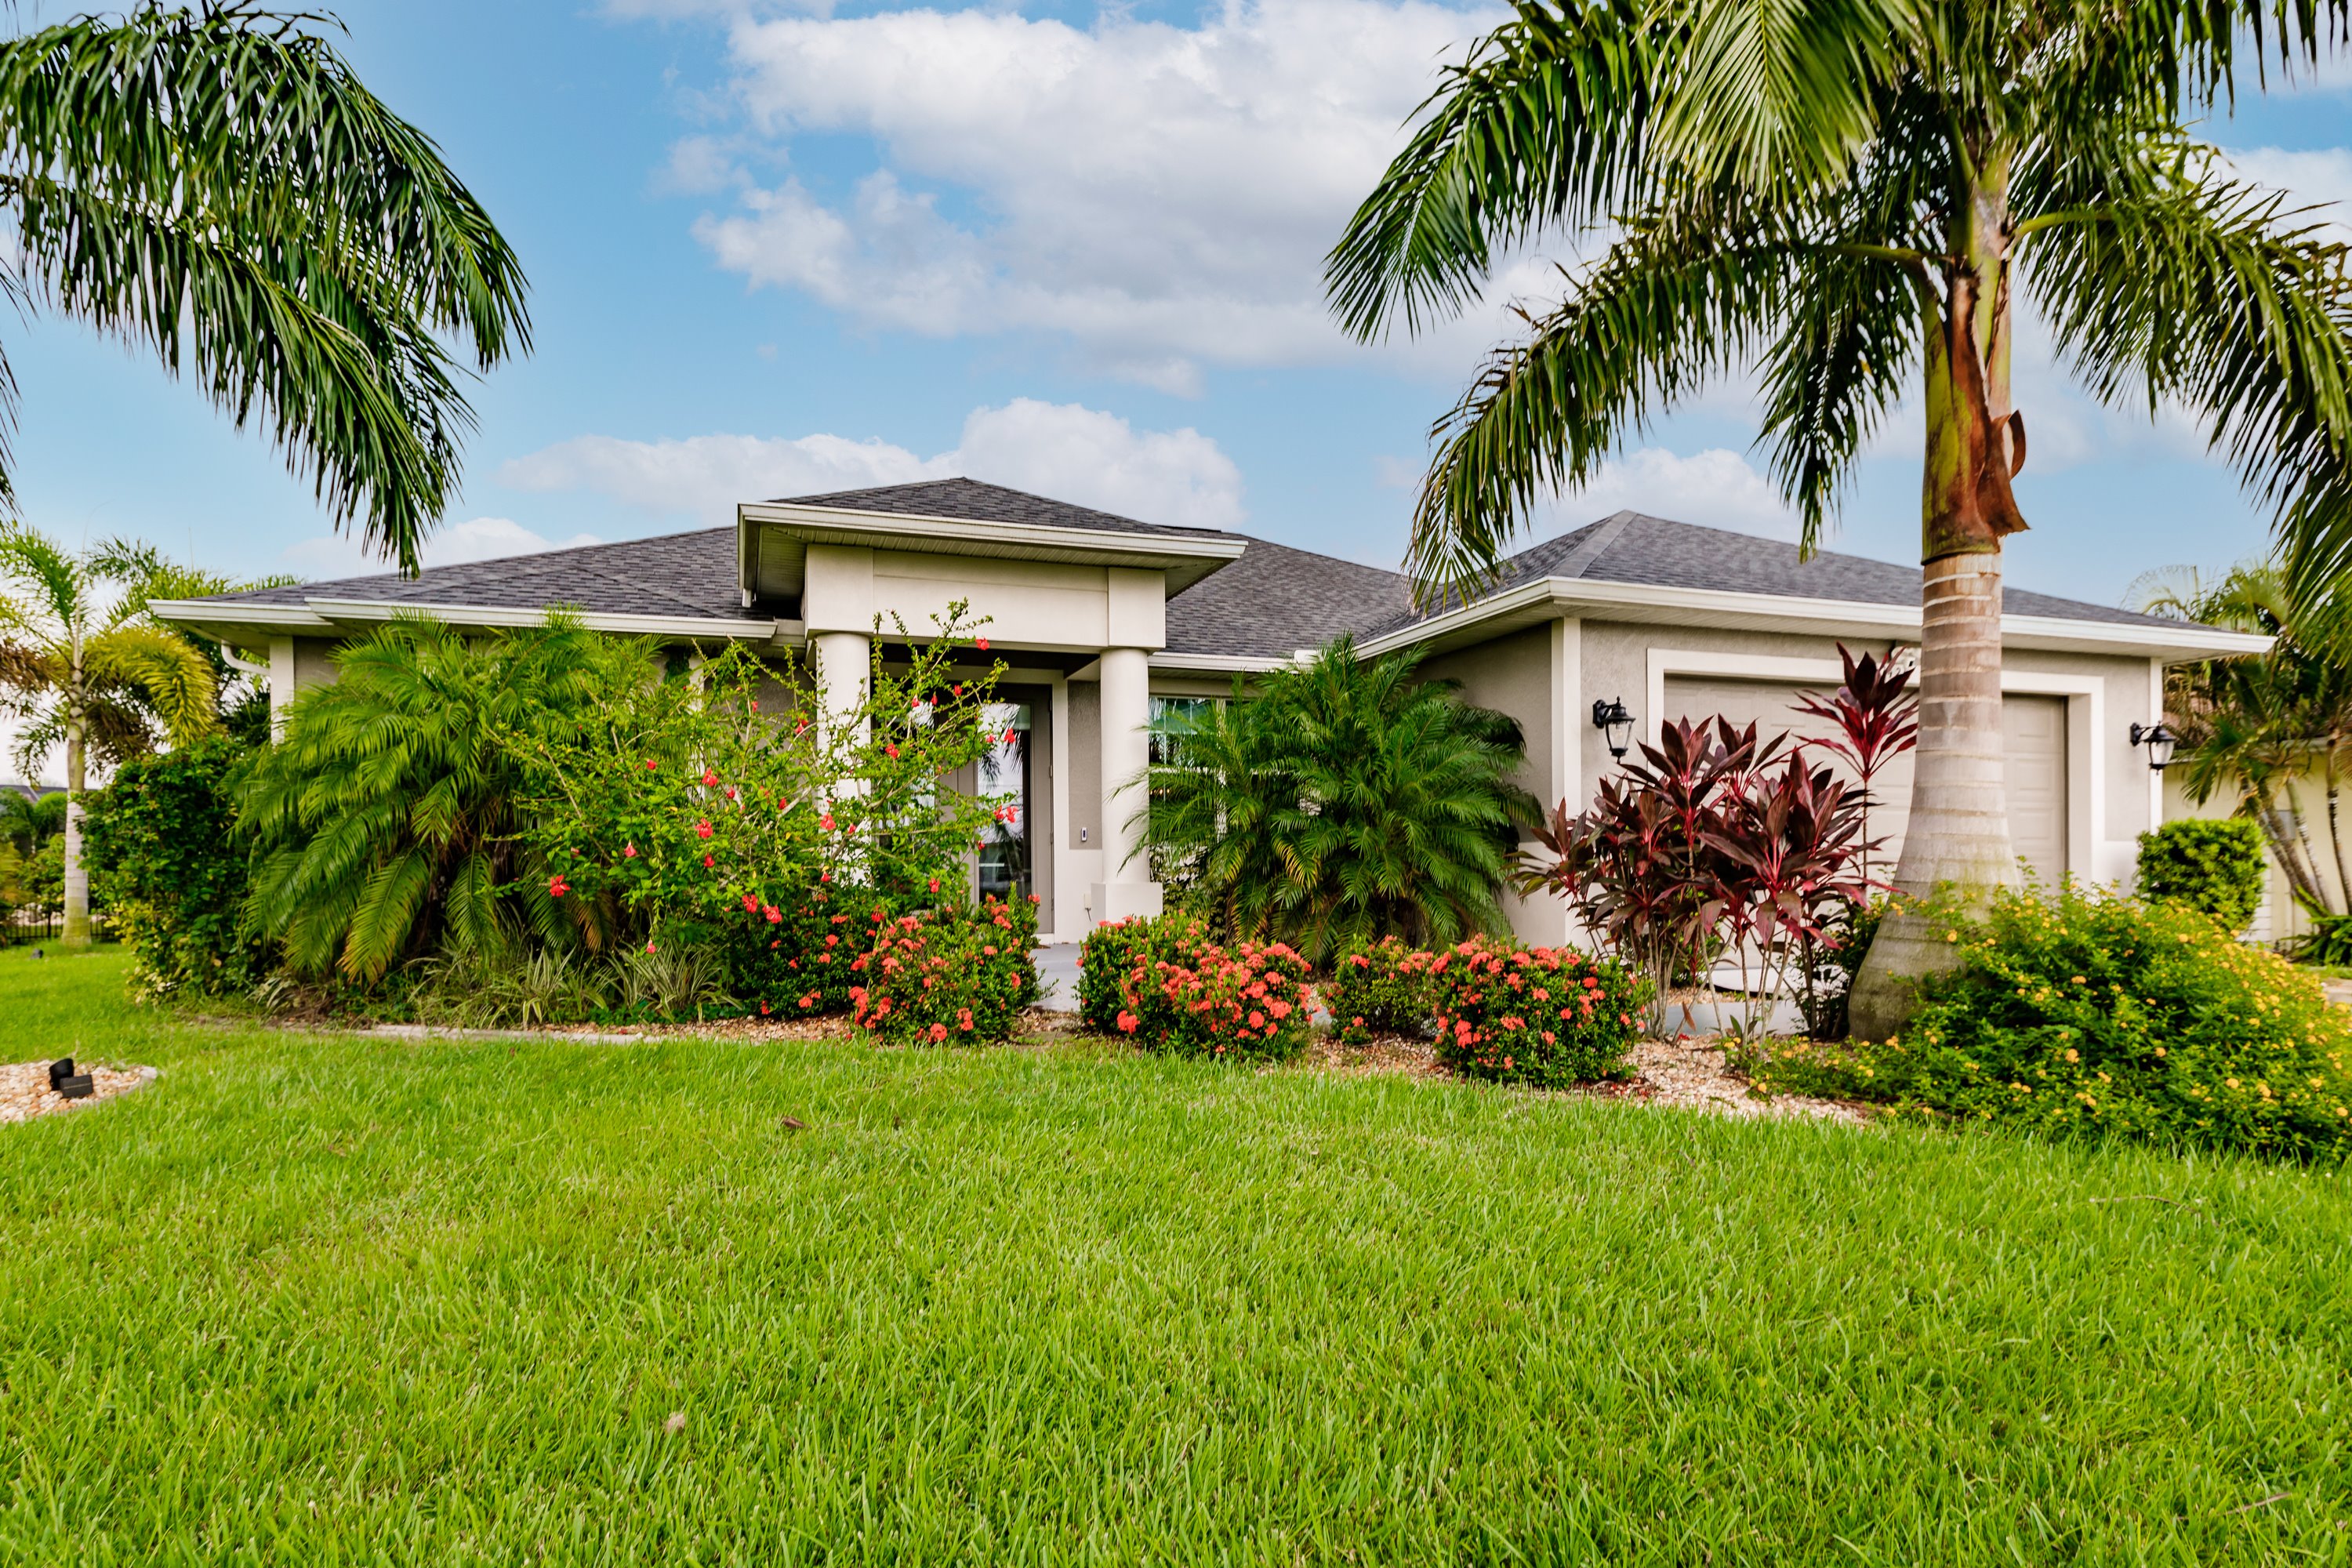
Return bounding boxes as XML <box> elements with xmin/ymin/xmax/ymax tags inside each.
<box><xmin>813</xmin><ymin>630</ymin><xmax>871</xmax><ymax>823</ymax></box>
<box><xmin>267</xmin><ymin>637</ymin><xmax>297</xmax><ymax>739</ymax></box>
<box><xmin>1091</xmin><ymin>644</ymin><xmax>1161</xmax><ymax>924</ymax></box>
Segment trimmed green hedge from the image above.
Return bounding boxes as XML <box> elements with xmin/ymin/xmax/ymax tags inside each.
<box><xmin>2136</xmin><ymin>818</ymin><xmax>2266</xmax><ymax>933</ymax></box>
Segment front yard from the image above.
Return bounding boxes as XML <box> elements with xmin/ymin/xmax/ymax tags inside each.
<box><xmin>5</xmin><ymin>946</ymin><xmax>2352</xmax><ymax>1564</ymax></box>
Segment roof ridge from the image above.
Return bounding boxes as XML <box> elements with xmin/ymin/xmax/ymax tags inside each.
<box><xmin>1546</xmin><ymin>510</ymin><xmax>1640</xmax><ymax>581</ymax></box>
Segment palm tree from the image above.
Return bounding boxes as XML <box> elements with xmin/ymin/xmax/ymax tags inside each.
<box><xmin>1327</xmin><ymin>1</ymin><xmax>2352</xmax><ymax>1033</ymax></box>
<box><xmin>238</xmin><ymin>617</ymin><xmax>618</xmax><ymax>985</ymax></box>
<box><xmin>0</xmin><ymin>2</ymin><xmax>531</xmax><ymax>569</ymax></box>
<box><xmin>1135</xmin><ymin>639</ymin><xmax>1532</xmax><ymax>963</ymax></box>
<box><xmin>0</xmin><ymin>524</ymin><xmax>219</xmax><ymax>946</ymax></box>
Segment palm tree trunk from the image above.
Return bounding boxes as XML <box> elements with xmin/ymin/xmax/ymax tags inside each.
<box><xmin>61</xmin><ymin>711</ymin><xmax>90</xmax><ymax>948</ymax></box>
<box><xmin>1849</xmin><ymin>156</ymin><xmax>2028</xmax><ymax>1039</ymax></box>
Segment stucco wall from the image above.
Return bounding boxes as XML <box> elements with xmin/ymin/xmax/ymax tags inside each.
<box><xmin>1421</xmin><ymin>625</ymin><xmax>1555</xmax><ymax>806</ymax></box>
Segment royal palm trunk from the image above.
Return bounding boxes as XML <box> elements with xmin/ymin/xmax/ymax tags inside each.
<box><xmin>1847</xmin><ymin>159</ymin><xmax>2029</xmax><ymax>1039</ymax></box>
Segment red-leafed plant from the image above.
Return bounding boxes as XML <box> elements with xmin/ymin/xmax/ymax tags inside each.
<box><xmin>1791</xmin><ymin>644</ymin><xmax>1918</xmax><ymax>890</ymax></box>
<box><xmin>1520</xmin><ymin>706</ymin><xmax>1889</xmax><ymax>1038</ymax></box>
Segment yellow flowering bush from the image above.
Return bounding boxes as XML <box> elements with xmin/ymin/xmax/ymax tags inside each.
<box><xmin>1757</xmin><ymin>884</ymin><xmax>2352</xmax><ymax>1161</ymax></box>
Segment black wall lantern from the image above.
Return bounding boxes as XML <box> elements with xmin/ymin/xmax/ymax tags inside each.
<box><xmin>2129</xmin><ymin>720</ymin><xmax>2179</xmax><ymax>771</ymax></box>
<box><xmin>1592</xmin><ymin>698</ymin><xmax>1635</xmax><ymax>760</ymax></box>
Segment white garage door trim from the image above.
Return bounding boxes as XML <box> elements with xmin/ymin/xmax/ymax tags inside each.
<box><xmin>1642</xmin><ymin>648</ymin><xmax>2105</xmax><ymax>881</ymax></box>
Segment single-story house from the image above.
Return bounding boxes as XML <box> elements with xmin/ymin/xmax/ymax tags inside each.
<box><xmin>155</xmin><ymin>477</ymin><xmax>2267</xmax><ymax>945</ymax></box>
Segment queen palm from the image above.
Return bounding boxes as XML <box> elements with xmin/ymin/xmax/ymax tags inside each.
<box><xmin>0</xmin><ymin>2</ymin><xmax>530</xmax><ymax>569</ymax></box>
<box><xmin>0</xmin><ymin>524</ymin><xmax>219</xmax><ymax>947</ymax></box>
<box><xmin>1327</xmin><ymin>0</ymin><xmax>2352</xmax><ymax>1033</ymax></box>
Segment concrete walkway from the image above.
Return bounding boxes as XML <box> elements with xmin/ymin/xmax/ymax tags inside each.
<box><xmin>1032</xmin><ymin>944</ymin><xmax>1080</xmax><ymax>1012</ymax></box>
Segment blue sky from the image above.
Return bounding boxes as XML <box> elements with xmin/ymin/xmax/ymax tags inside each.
<box><xmin>9</xmin><ymin>0</ymin><xmax>2351</xmax><ymax>606</ymax></box>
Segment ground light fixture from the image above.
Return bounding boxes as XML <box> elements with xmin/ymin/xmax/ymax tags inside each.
<box><xmin>48</xmin><ymin>1058</ymin><xmax>92</xmax><ymax>1100</ymax></box>
<box><xmin>2129</xmin><ymin>720</ymin><xmax>2179</xmax><ymax>771</ymax></box>
<box><xmin>1592</xmin><ymin>698</ymin><xmax>1635</xmax><ymax>760</ymax></box>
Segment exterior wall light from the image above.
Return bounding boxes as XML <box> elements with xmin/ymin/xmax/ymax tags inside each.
<box><xmin>2129</xmin><ymin>720</ymin><xmax>2179</xmax><ymax>771</ymax></box>
<box><xmin>1592</xmin><ymin>698</ymin><xmax>1635</xmax><ymax>760</ymax></box>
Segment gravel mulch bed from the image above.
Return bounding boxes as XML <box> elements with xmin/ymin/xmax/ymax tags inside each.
<box><xmin>2</xmin><ymin>1061</ymin><xmax>160</xmax><ymax>1126</ymax></box>
<box><xmin>1306</xmin><ymin>1027</ymin><xmax>1867</xmax><ymax>1125</ymax></box>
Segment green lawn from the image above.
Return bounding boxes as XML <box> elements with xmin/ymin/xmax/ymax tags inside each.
<box><xmin>3</xmin><ymin>949</ymin><xmax>2351</xmax><ymax>1564</ymax></box>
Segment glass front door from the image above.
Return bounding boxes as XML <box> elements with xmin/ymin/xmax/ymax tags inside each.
<box><xmin>977</xmin><ymin>701</ymin><xmax>1033</xmax><ymax>902</ymax></box>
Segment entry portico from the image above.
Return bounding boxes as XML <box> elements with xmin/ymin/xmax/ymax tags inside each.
<box><xmin>738</xmin><ymin>482</ymin><xmax>1245</xmax><ymax>934</ymax></box>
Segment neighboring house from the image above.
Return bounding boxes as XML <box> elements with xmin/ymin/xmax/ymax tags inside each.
<box><xmin>154</xmin><ymin>477</ymin><xmax>2265</xmax><ymax>944</ymax></box>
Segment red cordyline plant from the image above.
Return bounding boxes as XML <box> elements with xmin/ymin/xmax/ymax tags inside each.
<box><xmin>1519</xmin><ymin>714</ymin><xmax>1884</xmax><ymax>1037</ymax></box>
<box><xmin>1791</xmin><ymin>645</ymin><xmax>1918</xmax><ymax>890</ymax></box>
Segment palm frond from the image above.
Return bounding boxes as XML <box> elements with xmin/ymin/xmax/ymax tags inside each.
<box><xmin>0</xmin><ymin>5</ymin><xmax>532</xmax><ymax>570</ymax></box>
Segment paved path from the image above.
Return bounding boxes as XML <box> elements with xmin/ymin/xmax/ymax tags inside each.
<box><xmin>1032</xmin><ymin>944</ymin><xmax>1080</xmax><ymax>1012</ymax></box>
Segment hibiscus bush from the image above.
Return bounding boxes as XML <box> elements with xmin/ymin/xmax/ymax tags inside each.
<box><xmin>1086</xmin><ymin>914</ymin><xmax>1312</xmax><ymax>1062</ymax></box>
<box><xmin>1326</xmin><ymin>935</ymin><xmax>1437</xmax><ymax>1044</ymax></box>
<box><xmin>1427</xmin><ymin>935</ymin><xmax>1648</xmax><ymax>1087</ymax></box>
<box><xmin>851</xmin><ymin>895</ymin><xmax>1040</xmax><ymax>1044</ymax></box>
<box><xmin>1756</xmin><ymin>884</ymin><xmax>2352</xmax><ymax>1161</ymax></box>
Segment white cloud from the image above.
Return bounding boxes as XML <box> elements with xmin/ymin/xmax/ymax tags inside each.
<box><xmin>282</xmin><ymin>516</ymin><xmax>602</xmax><ymax>580</ymax></box>
<box><xmin>499</xmin><ymin>397</ymin><xmax>1247</xmax><ymax>531</ymax></box>
<box><xmin>674</xmin><ymin>0</ymin><xmax>1534</xmax><ymax>389</ymax></box>
<box><xmin>2226</xmin><ymin>144</ymin><xmax>2352</xmax><ymax>242</ymax></box>
<box><xmin>1544</xmin><ymin>448</ymin><xmax>1798</xmax><ymax>539</ymax></box>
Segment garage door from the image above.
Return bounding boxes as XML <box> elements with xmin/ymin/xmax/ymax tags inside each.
<box><xmin>1660</xmin><ymin>678</ymin><xmax>2067</xmax><ymax>882</ymax></box>
<box><xmin>2001</xmin><ymin>695</ymin><xmax>2067</xmax><ymax>883</ymax></box>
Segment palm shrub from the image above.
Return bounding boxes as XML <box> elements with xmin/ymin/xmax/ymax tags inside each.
<box><xmin>239</xmin><ymin>617</ymin><xmax>620</xmax><ymax>984</ymax></box>
<box><xmin>1137</xmin><ymin>638</ymin><xmax>1530</xmax><ymax>964</ymax></box>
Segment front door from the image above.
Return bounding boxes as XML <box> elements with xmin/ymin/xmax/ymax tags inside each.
<box><xmin>977</xmin><ymin>699</ymin><xmax>1035</xmax><ymax>904</ymax></box>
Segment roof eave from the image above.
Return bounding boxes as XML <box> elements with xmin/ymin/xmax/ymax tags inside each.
<box><xmin>151</xmin><ymin>596</ymin><xmax>804</xmax><ymax>648</ymax></box>
<box><xmin>1350</xmin><ymin>578</ymin><xmax>2273</xmax><ymax>662</ymax></box>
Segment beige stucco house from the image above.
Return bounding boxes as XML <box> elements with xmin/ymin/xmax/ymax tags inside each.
<box><xmin>156</xmin><ymin>478</ymin><xmax>2266</xmax><ymax>945</ymax></box>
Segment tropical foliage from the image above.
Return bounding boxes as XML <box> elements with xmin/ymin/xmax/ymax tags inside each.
<box><xmin>0</xmin><ymin>2</ymin><xmax>531</xmax><ymax>568</ymax></box>
<box><xmin>1327</xmin><ymin>0</ymin><xmax>2352</xmax><ymax>1027</ymax></box>
<box><xmin>238</xmin><ymin>618</ymin><xmax>618</xmax><ymax>984</ymax></box>
<box><xmin>82</xmin><ymin>736</ymin><xmax>263</xmax><ymax>995</ymax></box>
<box><xmin>1520</xmin><ymin>716</ymin><xmax>1881</xmax><ymax>1035</ymax></box>
<box><xmin>2141</xmin><ymin>560</ymin><xmax>2352</xmax><ymax>938</ymax></box>
<box><xmin>0</xmin><ymin>523</ymin><xmax>220</xmax><ymax>945</ymax></box>
<box><xmin>1758</xmin><ymin>884</ymin><xmax>2352</xmax><ymax>1162</ymax></box>
<box><xmin>1137</xmin><ymin>639</ymin><xmax>1530</xmax><ymax>964</ymax></box>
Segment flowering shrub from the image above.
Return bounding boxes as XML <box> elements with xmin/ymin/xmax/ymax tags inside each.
<box><xmin>851</xmin><ymin>896</ymin><xmax>1040</xmax><ymax>1045</ymax></box>
<box><xmin>1426</xmin><ymin>935</ymin><xmax>1647</xmax><ymax>1087</ymax></box>
<box><xmin>511</xmin><ymin>604</ymin><xmax>1011</xmax><ymax>957</ymax></box>
<box><xmin>1755</xmin><ymin>884</ymin><xmax>2352</xmax><ymax>1161</ymax></box>
<box><xmin>1076</xmin><ymin>916</ymin><xmax>1160</xmax><ymax>1032</ymax></box>
<box><xmin>1326</xmin><ymin>936</ymin><xmax>1437</xmax><ymax>1044</ymax></box>
<box><xmin>1088</xmin><ymin>915</ymin><xmax>1312</xmax><ymax>1062</ymax></box>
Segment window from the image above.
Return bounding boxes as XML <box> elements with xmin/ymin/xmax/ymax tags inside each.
<box><xmin>1148</xmin><ymin>695</ymin><xmax>1213</xmax><ymax>766</ymax></box>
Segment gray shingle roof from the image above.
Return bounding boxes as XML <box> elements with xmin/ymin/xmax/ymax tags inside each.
<box><xmin>204</xmin><ymin>528</ymin><xmax>759</xmax><ymax>622</ymax></box>
<box><xmin>1349</xmin><ymin>510</ymin><xmax>2186</xmax><ymax>640</ymax></box>
<box><xmin>1162</xmin><ymin>539</ymin><xmax>1413</xmax><ymax>659</ymax></box>
<box><xmin>184</xmin><ymin>499</ymin><xmax>2187</xmax><ymax>648</ymax></box>
<box><xmin>770</xmin><ymin>476</ymin><xmax>1236</xmax><ymax>540</ymax></box>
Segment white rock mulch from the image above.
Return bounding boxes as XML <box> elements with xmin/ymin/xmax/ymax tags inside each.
<box><xmin>1622</xmin><ymin>1034</ymin><xmax>1867</xmax><ymax>1125</ymax></box>
<box><xmin>0</xmin><ymin>1061</ymin><xmax>160</xmax><ymax>1126</ymax></box>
